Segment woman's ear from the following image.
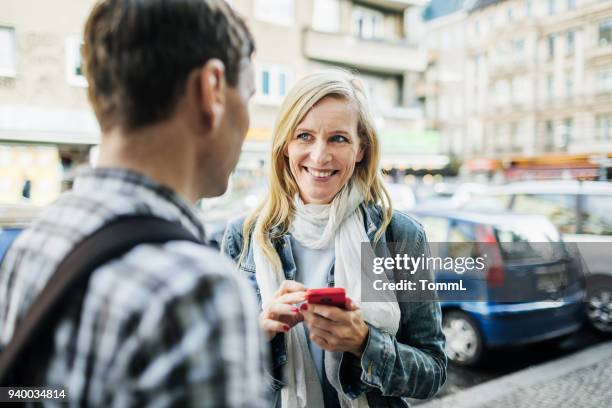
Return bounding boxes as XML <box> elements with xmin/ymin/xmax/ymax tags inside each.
<box><xmin>356</xmin><ymin>144</ymin><xmax>366</xmax><ymax>163</ymax></box>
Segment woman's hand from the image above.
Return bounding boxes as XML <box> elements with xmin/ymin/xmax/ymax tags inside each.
<box><xmin>301</xmin><ymin>297</ymin><xmax>369</xmax><ymax>357</ymax></box>
<box><xmin>260</xmin><ymin>280</ymin><xmax>307</xmax><ymax>341</ymax></box>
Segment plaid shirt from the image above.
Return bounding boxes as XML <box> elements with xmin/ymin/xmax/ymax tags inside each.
<box><xmin>0</xmin><ymin>168</ymin><xmax>268</xmax><ymax>407</ymax></box>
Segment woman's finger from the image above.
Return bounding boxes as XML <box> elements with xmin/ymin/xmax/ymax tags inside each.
<box><xmin>345</xmin><ymin>296</ymin><xmax>359</xmax><ymax>311</ymax></box>
<box><xmin>261</xmin><ymin>318</ymin><xmax>290</xmax><ymax>334</ymax></box>
<box><xmin>308</xmin><ymin>314</ymin><xmax>336</xmax><ymax>335</ymax></box>
<box><xmin>266</xmin><ymin>303</ymin><xmax>300</xmax><ymax>321</ymax></box>
<box><xmin>309</xmin><ymin>332</ymin><xmax>329</xmax><ymax>349</ymax></box>
<box><xmin>275</xmin><ymin>291</ymin><xmax>307</xmax><ymax>305</ymax></box>
<box><xmin>276</xmin><ymin>280</ymin><xmax>307</xmax><ymax>296</ymax></box>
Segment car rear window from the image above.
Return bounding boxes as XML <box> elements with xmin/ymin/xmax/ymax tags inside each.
<box><xmin>581</xmin><ymin>195</ymin><xmax>612</xmax><ymax>236</ymax></box>
<box><xmin>512</xmin><ymin>194</ymin><xmax>577</xmax><ymax>234</ymax></box>
<box><xmin>418</xmin><ymin>216</ymin><xmax>448</xmax><ymax>242</ymax></box>
<box><xmin>494</xmin><ymin>220</ymin><xmax>562</xmax><ymax>262</ymax></box>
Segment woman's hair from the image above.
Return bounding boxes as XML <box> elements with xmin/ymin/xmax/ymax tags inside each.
<box><xmin>240</xmin><ymin>68</ymin><xmax>392</xmax><ymax>270</ymax></box>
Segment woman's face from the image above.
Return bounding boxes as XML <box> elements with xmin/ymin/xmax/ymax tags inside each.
<box><xmin>286</xmin><ymin>96</ymin><xmax>365</xmax><ymax>204</ymax></box>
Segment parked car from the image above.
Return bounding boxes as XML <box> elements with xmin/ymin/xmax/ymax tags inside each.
<box><xmin>410</xmin><ymin>209</ymin><xmax>585</xmax><ymax>367</ymax></box>
<box><xmin>456</xmin><ymin>180</ymin><xmax>612</xmax><ymax>334</ymax></box>
<box><xmin>384</xmin><ymin>182</ymin><xmax>416</xmax><ymax>211</ymax></box>
<box><xmin>0</xmin><ymin>204</ymin><xmax>41</xmax><ymax>262</ymax></box>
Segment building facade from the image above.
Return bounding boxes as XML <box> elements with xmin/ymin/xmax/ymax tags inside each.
<box><xmin>464</xmin><ymin>0</ymin><xmax>612</xmax><ymax>178</ymax></box>
<box><xmin>229</xmin><ymin>0</ymin><xmax>433</xmax><ymax>170</ymax></box>
<box><xmin>422</xmin><ymin>1</ymin><xmax>468</xmax><ymax>158</ymax></box>
<box><xmin>422</xmin><ymin>0</ymin><xmax>612</xmax><ymax>180</ymax></box>
<box><xmin>0</xmin><ymin>0</ymin><xmax>99</xmax><ymax>204</ymax></box>
<box><xmin>0</xmin><ymin>0</ymin><xmax>431</xmax><ymax>203</ymax></box>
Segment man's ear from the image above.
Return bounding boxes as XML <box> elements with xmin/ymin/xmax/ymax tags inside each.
<box><xmin>198</xmin><ymin>59</ymin><xmax>226</xmax><ymax>132</ymax></box>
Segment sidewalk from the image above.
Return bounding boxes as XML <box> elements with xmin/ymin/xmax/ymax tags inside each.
<box><xmin>419</xmin><ymin>340</ymin><xmax>612</xmax><ymax>408</ymax></box>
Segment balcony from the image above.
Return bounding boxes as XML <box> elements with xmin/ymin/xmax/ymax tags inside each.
<box><xmin>357</xmin><ymin>0</ymin><xmax>428</xmax><ymax>11</ymax></box>
<box><xmin>586</xmin><ymin>44</ymin><xmax>612</xmax><ymax>65</ymax></box>
<box><xmin>302</xmin><ymin>29</ymin><xmax>426</xmax><ymax>74</ymax></box>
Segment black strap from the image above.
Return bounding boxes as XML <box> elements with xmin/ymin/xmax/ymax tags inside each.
<box><xmin>0</xmin><ymin>215</ymin><xmax>201</xmax><ymax>386</ymax></box>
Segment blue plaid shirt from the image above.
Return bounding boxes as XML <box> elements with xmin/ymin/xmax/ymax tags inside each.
<box><xmin>0</xmin><ymin>168</ymin><xmax>268</xmax><ymax>407</ymax></box>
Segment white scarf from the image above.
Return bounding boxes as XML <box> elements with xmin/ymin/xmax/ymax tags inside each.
<box><xmin>253</xmin><ymin>185</ymin><xmax>401</xmax><ymax>408</ymax></box>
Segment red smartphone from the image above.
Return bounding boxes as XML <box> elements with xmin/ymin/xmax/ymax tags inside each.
<box><xmin>306</xmin><ymin>288</ymin><xmax>346</xmax><ymax>309</ymax></box>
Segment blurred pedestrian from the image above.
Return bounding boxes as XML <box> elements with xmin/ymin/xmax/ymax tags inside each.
<box><xmin>222</xmin><ymin>69</ymin><xmax>447</xmax><ymax>407</ymax></box>
<box><xmin>0</xmin><ymin>0</ymin><xmax>267</xmax><ymax>406</ymax></box>
<box><xmin>20</xmin><ymin>178</ymin><xmax>31</xmax><ymax>200</ymax></box>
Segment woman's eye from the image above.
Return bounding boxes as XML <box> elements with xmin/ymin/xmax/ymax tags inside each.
<box><xmin>330</xmin><ymin>135</ymin><xmax>349</xmax><ymax>143</ymax></box>
<box><xmin>296</xmin><ymin>133</ymin><xmax>311</xmax><ymax>141</ymax></box>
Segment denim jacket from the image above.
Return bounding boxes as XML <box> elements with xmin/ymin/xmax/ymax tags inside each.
<box><xmin>221</xmin><ymin>203</ymin><xmax>447</xmax><ymax>407</ymax></box>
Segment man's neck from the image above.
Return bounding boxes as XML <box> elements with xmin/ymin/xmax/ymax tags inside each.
<box><xmin>96</xmin><ymin>121</ymin><xmax>198</xmax><ymax>203</ymax></box>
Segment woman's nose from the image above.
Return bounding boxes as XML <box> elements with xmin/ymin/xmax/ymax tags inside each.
<box><xmin>309</xmin><ymin>141</ymin><xmax>331</xmax><ymax>164</ymax></box>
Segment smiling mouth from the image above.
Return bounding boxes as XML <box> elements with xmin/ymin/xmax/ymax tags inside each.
<box><xmin>303</xmin><ymin>166</ymin><xmax>338</xmax><ymax>179</ymax></box>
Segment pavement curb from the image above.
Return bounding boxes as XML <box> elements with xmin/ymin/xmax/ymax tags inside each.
<box><xmin>419</xmin><ymin>340</ymin><xmax>612</xmax><ymax>408</ymax></box>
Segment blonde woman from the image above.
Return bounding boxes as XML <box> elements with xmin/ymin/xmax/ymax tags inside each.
<box><xmin>222</xmin><ymin>70</ymin><xmax>446</xmax><ymax>407</ymax></box>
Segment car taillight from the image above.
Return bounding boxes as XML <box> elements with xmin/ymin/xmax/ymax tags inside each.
<box><xmin>475</xmin><ymin>224</ymin><xmax>504</xmax><ymax>287</ymax></box>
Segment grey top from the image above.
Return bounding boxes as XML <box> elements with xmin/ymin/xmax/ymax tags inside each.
<box><xmin>290</xmin><ymin>236</ymin><xmax>334</xmax><ymax>380</ymax></box>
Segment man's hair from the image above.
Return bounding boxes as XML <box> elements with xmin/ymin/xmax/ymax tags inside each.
<box><xmin>82</xmin><ymin>0</ymin><xmax>255</xmax><ymax>131</ymax></box>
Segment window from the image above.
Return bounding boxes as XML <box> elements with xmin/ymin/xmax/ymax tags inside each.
<box><xmin>256</xmin><ymin>65</ymin><xmax>291</xmax><ymax>103</ymax></box>
<box><xmin>596</xmin><ymin>114</ymin><xmax>612</xmax><ymax>140</ymax></box>
<box><xmin>0</xmin><ymin>26</ymin><xmax>16</xmax><ymax>77</ymax></box>
<box><xmin>262</xmin><ymin>71</ymin><xmax>270</xmax><ymax>95</ymax></box>
<box><xmin>495</xmin><ymin>220</ymin><xmax>561</xmax><ymax>262</ymax></box>
<box><xmin>418</xmin><ymin>216</ymin><xmax>448</xmax><ymax>242</ymax></box>
<box><xmin>565</xmin><ymin>74</ymin><xmax>573</xmax><ymax>97</ymax></box>
<box><xmin>600</xmin><ymin>19</ymin><xmax>612</xmax><ymax>47</ymax></box>
<box><xmin>596</xmin><ymin>67</ymin><xmax>612</xmax><ymax>93</ymax></box>
<box><xmin>312</xmin><ymin>0</ymin><xmax>339</xmax><ymax>32</ymax></box>
<box><xmin>448</xmin><ymin>221</ymin><xmax>476</xmax><ymax>259</ymax></box>
<box><xmin>254</xmin><ymin>0</ymin><xmax>294</xmax><ymax>26</ymax></box>
<box><xmin>566</xmin><ymin>30</ymin><xmax>575</xmax><ymax>54</ymax></box>
<box><xmin>567</xmin><ymin>0</ymin><xmax>576</xmax><ymax>10</ymax></box>
<box><xmin>507</xmin><ymin>7</ymin><xmax>513</xmax><ymax>21</ymax></box>
<box><xmin>510</xmin><ymin>123</ymin><xmax>519</xmax><ymax>150</ymax></box>
<box><xmin>563</xmin><ymin>118</ymin><xmax>573</xmax><ymax>143</ymax></box>
<box><xmin>512</xmin><ymin>194</ymin><xmax>578</xmax><ymax>234</ymax></box>
<box><xmin>511</xmin><ymin>77</ymin><xmax>522</xmax><ymax>103</ymax></box>
<box><xmin>358</xmin><ymin>73</ymin><xmax>401</xmax><ymax>110</ymax></box>
<box><xmin>545</xmin><ymin>120</ymin><xmax>555</xmax><ymax>148</ymax></box>
<box><xmin>548</xmin><ymin>0</ymin><xmax>556</xmax><ymax>16</ymax></box>
<box><xmin>581</xmin><ymin>196</ymin><xmax>612</xmax><ymax>235</ymax></box>
<box><xmin>65</xmin><ymin>36</ymin><xmax>87</xmax><ymax>87</ymax></box>
<box><xmin>547</xmin><ymin>34</ymin><xmax>555</xmax><ymax>59</ymax></box>
<box><xmin>352</xmin><ymin>6</ymin><xmax>384</xmax><ymax>40</ymax></box>
<box><xmin>547</xmin><ymin>74</ymin><xmax>554</xmax><ymax>100</ymax></box>
<box><xmin>525</xmin><ymin>0</ymin><xmax>532</xmax><ymax>17</ymax></box>
<box><xmin>514</xmin><ymin>38</ymin><xmax>525</xmax><ymax>56</ymax></box>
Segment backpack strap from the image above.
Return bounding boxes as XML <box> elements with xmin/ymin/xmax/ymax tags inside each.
<box><xmin>0</xmin><ymin>215</ymin><xmax>201</xmax><ymax>386</ymax></box>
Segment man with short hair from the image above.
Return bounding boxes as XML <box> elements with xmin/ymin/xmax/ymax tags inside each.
<box><xmin>0</xmin><ymin>0</ymin><xmax>266</xmax><ymax>406</ymax></box>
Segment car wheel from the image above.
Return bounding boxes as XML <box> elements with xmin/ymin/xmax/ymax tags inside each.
<box><xmin>585</xmin><ymin>276</ymin><xmax>612</xmax><ymax>335</ymax></box>
<box><xmin>442</xmin><ymin>310</ymin><xmax>485</xmax><ymax>366</ymax></box>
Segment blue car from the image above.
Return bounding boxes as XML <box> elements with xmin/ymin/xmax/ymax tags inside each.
<box><xmin>0</xmin><ymin>204</ymin><xmax>41</xmax><ymax>262</ymax></box>
<box><xmin>410</xmin><ymin>209</ymin><xmax>586</xmax><ymax>366</ymax></box>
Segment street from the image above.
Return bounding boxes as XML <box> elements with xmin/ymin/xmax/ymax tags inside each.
<box><xmin>414</xmin><ymin>326</ymin><xmax>608</xmax><ymax>404</ymax></box>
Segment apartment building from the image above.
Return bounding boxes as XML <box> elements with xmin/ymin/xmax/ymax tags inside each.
<box><xmin>229</xmin><ymin>0</ymin><xmax>432</xmax><ymax>169</ymax></box>
<box><xmin>422</xmin><ymin>0</ymin><xmax>468</xmax><ymax>157</ymax></box>
<box><xmin>0</xmin><ymin>0</ymin><xmax>430</xmax><ymax>203</ymax></box>
<box><xmin>0</xmin><ymin>0</ymin><xmax>99</xmax><ymax>204</ymax></box>
<box><xmin>465</xmin><ymin>0</ymin><xmax>612</xmax><ymax>165</ymax></box>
